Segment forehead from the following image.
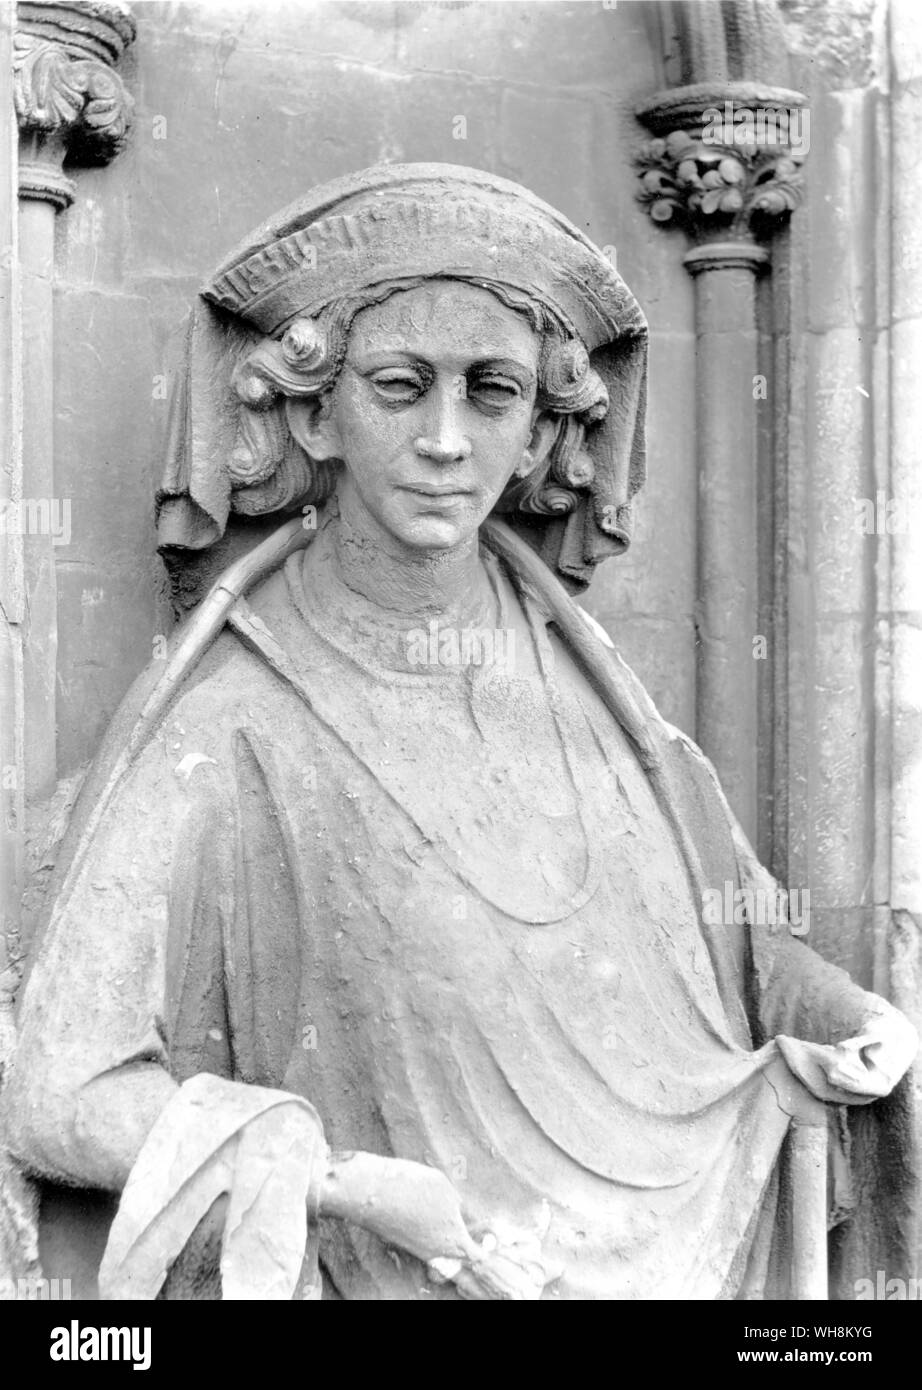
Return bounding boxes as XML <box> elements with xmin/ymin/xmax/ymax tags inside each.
<box><xmin>346</xmin><ymin>280</ymin><xmax>539</xmax><ymax>363</ymax></box>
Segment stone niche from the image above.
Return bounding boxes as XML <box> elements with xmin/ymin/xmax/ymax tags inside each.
<box><xmin>2</xmin><ymin>0</ymin><xmax>918</xmax><ymax>1300</ymax></box>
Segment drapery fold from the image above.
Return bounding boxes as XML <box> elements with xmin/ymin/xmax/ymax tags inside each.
<box><xmin>0</xmin><ymin>520</ymin><xmax>915</xmax><ymax>1298</ymax></box>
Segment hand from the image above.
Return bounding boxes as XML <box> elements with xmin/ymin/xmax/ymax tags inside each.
<box><xmin>322</xmin><ymin>1153</ymin><xmax>564</xmax><ymax>1297</ymax></box>
<box><xmin>320</xmin><ymin>1151</ymin><xmax>480</xmax><ymax>1265</ymax></box>
<box><xmin>820</xmin><ymin>1011</ymin><xmax>918</xmax><ymax>1100</ymax></box>
<box><xmin>428</xmin><ymin>1212</ymin><xmax>563</xmax><ymax>1300</ymax></box>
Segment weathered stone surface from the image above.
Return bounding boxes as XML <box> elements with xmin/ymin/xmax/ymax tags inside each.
<box><xmin>0</xmin><ymin>4</ymin><xmax>22</xmax><ymax>993</ymax></box>
<box><xmin>802</xmin><ymin>90</ymin><xmax>879</xmax><ymax>336</ymax></box>
<box><xmin>53</xmin><ymin>287</ymin><xmax>170</xmax><ymax>775</ymax></box>
<box><xmin>809</xmin><ymin>615</ymin><xmax>876</xmax><ymax>907</ymax></box>
<box><xmin>779</xmin><ymin>0</ymin><xmax>878</xmax><ymax>89</ymax></box>
<box><xmin>584</xmin><ymin>328</ymin><xmax>698</xmax><ymax>733</ymax></box>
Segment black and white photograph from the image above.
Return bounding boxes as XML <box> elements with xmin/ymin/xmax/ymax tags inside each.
<box><xmin>0</xmin><ymin>0</ymin><xmax>920</xmax><ymax>1348</ymax></box>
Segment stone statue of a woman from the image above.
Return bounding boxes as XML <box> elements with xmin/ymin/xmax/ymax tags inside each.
<box><xmin>1</xmin><ymin>165</ymin><xmax>916</xmax><ymax>1300</ymax></box>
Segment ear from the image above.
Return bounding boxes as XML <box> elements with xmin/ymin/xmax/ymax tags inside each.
<box><xmin>514</xmin><ymin>410</ymin><xmax>558</xmax><ymax>480</ymax></box>
<box><xmin>285</xmin><ymin>395</ymin><xmax>343</xmax><ymax>461</ymax></box>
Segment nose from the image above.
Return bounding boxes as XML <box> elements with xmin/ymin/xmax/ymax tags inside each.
<box><xmin>414</xmin><ymin>378</ymin><xmax>472</xmax><ymax>464</ymax></box>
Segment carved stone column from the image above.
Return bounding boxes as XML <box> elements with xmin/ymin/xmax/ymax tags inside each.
<box><xmin>2</xmin><ymin>2</ymin><xmax>135</xmax><ymax>988</ymax></box>
<box><xmin>1</xmin><ymin>2</ymin><xmax>22</xmax><ymax>1044</ymax></box>
<box><xmin>635</xmin><ymin>81</ymin><xmax>807</xmax><ymax>847</ymax></box>
<box><xmin>11</xmin><ymin>1</ymin><xmax>135</xmax><ymax>802</ymax></box>
<box><xmin>887</xmin><ymin>0</ymin><xmax>922</xmax><ymax>1069</ymax></box>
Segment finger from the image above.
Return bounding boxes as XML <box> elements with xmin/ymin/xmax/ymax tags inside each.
<box><xmin>836</xmin><ymin>1034</ymin><xmax>878</xmax><ymax>1052</ymax></box>
<box><xmin>825</xmin><ymin>1056</ymin><xmax>872</xmax><ymax>1086</ymax></box>
<box><xmin>453</xmin><ymin>1269</ymin><xmax>493</xmax><ymax>1300</ymax></box>
<box><xmin>825</xmin><ymin>1064</ymin><xmax>888</xmax><ymax>1097</ymax></box>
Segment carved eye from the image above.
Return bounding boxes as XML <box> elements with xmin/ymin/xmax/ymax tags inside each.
<box><xmin>369</xmin><ymin>370</ymin><xmax>425</xmax><ymax>404</ymax></box>
<box><xmin>468</xmin><ymin>374</ymin><xmax>521</xmax><ymax>408</ymax></box>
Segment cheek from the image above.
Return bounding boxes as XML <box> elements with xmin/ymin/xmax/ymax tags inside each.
<box><xmin>468</xmin><ymin>408</ymin><xmax>535</xmax><ymax>468</ymax></box>
<box><xmin>336</xmin><ymin>378</ymin><xmax>411</xmax><ymax>443</ymax></box>
<box><xmin>332</xmin><ymin>386</ymin><xmax>403</xmax><ymax>477</ymax></box>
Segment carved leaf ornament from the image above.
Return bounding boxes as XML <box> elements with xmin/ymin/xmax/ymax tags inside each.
<box><xmin>637</xmin><ymin>129</ymin><xmax>805</xmax><ymax>234</ymax></box>
<box><xmin>13</xmin><ymin>33</ymin><xmax>133</xmax><ymax>161</ymax></box>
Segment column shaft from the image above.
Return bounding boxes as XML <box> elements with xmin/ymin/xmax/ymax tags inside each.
<box><xmin>688</xmin><ymin>252</ymin><xmax>764</xmax><ymax>840</ymax></box>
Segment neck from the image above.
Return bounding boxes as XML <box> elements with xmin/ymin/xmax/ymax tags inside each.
<box><xmin>325</xmin><ymin>489</ymin><xmax>487</xmax><ymax>618</ymax></box>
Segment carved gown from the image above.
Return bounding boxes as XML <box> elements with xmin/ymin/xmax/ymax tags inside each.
<box><xmin>3</xmin><ymin>527</ymin><xmax>897</xmax><ymax>1299</ymax></box>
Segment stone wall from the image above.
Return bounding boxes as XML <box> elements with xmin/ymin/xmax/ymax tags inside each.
<box><xmin>772</xmin><ymin>0</ymin><xmax>912</xmax><ymax>996</ymax></box>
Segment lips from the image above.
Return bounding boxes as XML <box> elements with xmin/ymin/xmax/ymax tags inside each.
<box><xmin>401</xmin><ymin>484</ymin><xmax>473</xmax><ymax>498</ymax></box>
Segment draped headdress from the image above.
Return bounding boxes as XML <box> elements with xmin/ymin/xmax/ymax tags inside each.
<box><xmin>157</xmin><ymin>162</ymin><xmax>648</xmax><ymax>590</ymax></box>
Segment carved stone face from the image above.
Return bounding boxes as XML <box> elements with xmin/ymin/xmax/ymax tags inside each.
<box><xmin>296</xmin><ymin>280</ymin><xmax>550</xmax><ymax>552</ymax></box>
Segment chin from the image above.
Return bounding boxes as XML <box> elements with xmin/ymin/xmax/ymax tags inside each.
<box><xmin>388</xmin><ymin>504</ymin><xmax>481</xmax><ymax>551</ymax></box>
<box><xmin>396</xmin><ymin>518</ymin><xmax>469</xmax><ymax>550</ymax></box>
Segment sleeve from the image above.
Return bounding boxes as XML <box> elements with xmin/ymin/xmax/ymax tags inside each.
<box><xmin>1</xmin><ymin>712</ymin><xmax>236</xmax><ymax>1192</ymax></box>
<box><xmin>754</xmin><ymin>935</ymin><xmax>897</xmax><ymax>1048</ymax></box>
<box><xmin>643</xmin><ymin>694</ymin><xmax>906</xmax><ymax>1051</ymax></box>
<box><xmin>721</xmin><ymin>791</ymin><xmax>904</xmax><ymax>1049</ymax></box>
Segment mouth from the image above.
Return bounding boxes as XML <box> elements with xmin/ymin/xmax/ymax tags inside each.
<box><xmin>400</xmin><ymin>489</ymin><xmax>475</xmax><ymax>511</ymax></box>
<box><xmin>400</xmin><ymin>485</ymin><xmax>474</xmax><ymax>500</ymax></box>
